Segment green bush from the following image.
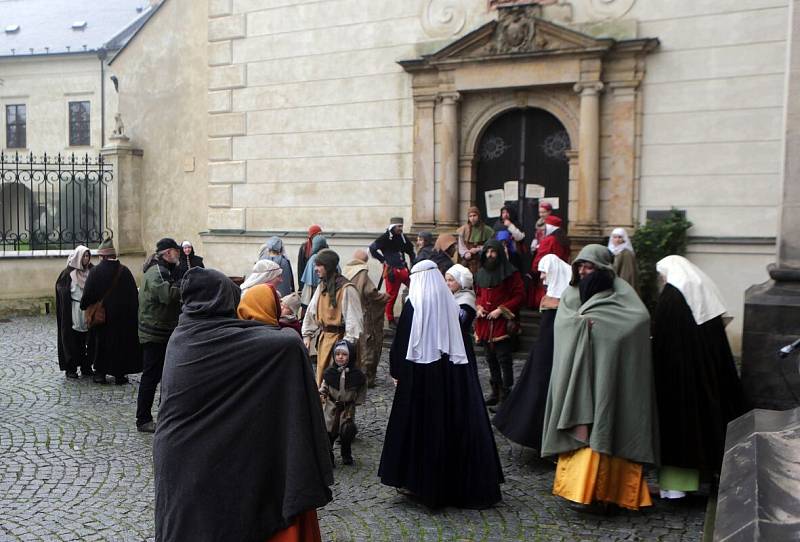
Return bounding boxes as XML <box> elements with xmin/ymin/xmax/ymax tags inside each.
<box><xmin>632</xmin><ymin>209</ymin><xmax>693</xmax><ymax>313</ymax></box>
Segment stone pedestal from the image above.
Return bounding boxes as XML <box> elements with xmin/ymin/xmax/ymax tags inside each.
<box><xmin>742</xmin><ymin>275</ymin><xmax>800</xmax><ymax>410</ymax></box>
<box><xmin>741</xmin><ymin>0</ymin><xmax>800</xmax><ymax>410</ymax></box>
<box><xmin>100</xmin><ymin>141</ymin><xmax>144</xmax><ymax>255</ymax></box>
<box><xmin>714</xmin><ymin>407</ymin><xmax>800</xmax><ymax>541</ymax></box>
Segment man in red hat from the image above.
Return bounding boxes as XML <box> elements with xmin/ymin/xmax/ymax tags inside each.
<box><xmin>530</xmin><ymin>215</ymin><xmax>571</xmax><ymax>307</ymax></box>
<box><xmin>531</xmin><ymin>202</ymin><xmax>553</xmax><ymax>253</ymax></box>
<box><xmin>297</xmin><ymin>224</ymin><xmax>323</xmax><ymax>292</ymax></box>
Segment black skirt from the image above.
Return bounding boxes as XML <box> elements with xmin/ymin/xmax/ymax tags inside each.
<box><xmin>378</xmin><ymin>302</ymin><xmax>503</xmax><ymax>509</ymax></box>
<box><xmin>492</xmin><ymin>308</ymin><xmax>556</xmax><ymax>450</ymax></box>
<box><xmin>653</xmin><ymin>284</ymin><xmax>747</xmax><ymax>472</ymax></box>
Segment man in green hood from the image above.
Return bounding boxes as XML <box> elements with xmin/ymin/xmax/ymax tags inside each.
<box><xmin>474</xmin><ymin>239</ymin><xmax>525</xmax><ymax>406</ymax></box>
<box><xmin>541</xmin><ymin>244</ymin><xmax>658</xmax><ymax>512</ymax></box>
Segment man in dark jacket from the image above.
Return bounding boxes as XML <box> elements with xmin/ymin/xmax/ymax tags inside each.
<box><xmin>80</xmin><ymin>238</ymin><xmax>142</xmax><ymax>384</ymax></box>
<box><xmin>136</xmin><ymin>238</ymin><xmax>182</xmax><ymax>433</ymax></box>
<box><xmin>369</xmin><ymin>217</ymin><xmax>415</xmax><ymax>325</ymax></box>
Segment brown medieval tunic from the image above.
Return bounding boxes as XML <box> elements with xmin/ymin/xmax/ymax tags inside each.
<box><xmin>302</xmin><ymin>278</ymin><xmax>363</xmax><ymax>385</ymax></box>
<box><xmin>342</xmin><ymin>260</ymin><xmax>386</xmax><ymax>384</ymax></box>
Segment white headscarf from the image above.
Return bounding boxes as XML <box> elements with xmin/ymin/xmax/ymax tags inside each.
<box><xmin>387</xmin><ymin>223</ymin><xmax>407</xmax><ymax>243</ymax></box>
<box><xmin>656</xmin><ymin>255</ymin><xmax>727</xmax><ymax>325</ymax></box>
<box><xmin>544</xmin><ymin>223</ymin><xmax>559</xmax><ymax>236</ymax></box>
<box><xmin>538</xmin><ymin>254</ymin><xmax>571</xmax><ymax>299</ymax></box>
<box><xmin>240</xmin><ymin>259</ymin><xmax>282</xmax><ymax>294</ymax></box>
<box><xmin>446</xmin><ymin>263</ymin><xmax>476</xmax><ymax>310</ymax></box>
<box><xmin>67</xmin><ymin>245</ymin><xmax>91</xmax><ymax>289</ymax></box>
<box><xmin>406</xmin><ymin>260</ymin><xmax>468</xmax><ymax>365</ymax></box>
<box><xmin>608</xmin><ymin>227</ymin><xmax>634</xmax><ymax>256</ymax></box>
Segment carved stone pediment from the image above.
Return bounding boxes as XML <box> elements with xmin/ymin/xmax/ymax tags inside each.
<box><xmin>420</xmin><ymin>5</ymin><xmax>613</xmax><ymax>65</ymax></box>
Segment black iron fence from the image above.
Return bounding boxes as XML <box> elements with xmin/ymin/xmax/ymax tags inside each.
<box><xmin>0</xmin><ymin>152</ymin><xmax>113</xmax><ymax>255</ymax></box>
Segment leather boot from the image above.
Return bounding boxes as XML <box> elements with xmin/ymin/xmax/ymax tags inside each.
<box><xmin>488</xmin><ymin>386</ymin><xmax>509</xmax><ymax>413</ymax></box>
<box><xmin>484</xmin><ymin>381</ymin><xmax>500</xmax><ymax>407</ymax></box>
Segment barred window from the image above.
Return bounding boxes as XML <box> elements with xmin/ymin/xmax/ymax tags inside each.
<box><xmin>68</xmin><ymin>101</ymin><xmax>90</xmax><ymax>146</ymax></box>
<box><xmin>5</xmin><ymin>104</ymin><xmax>26</xmax><ymax>149</ymax></box>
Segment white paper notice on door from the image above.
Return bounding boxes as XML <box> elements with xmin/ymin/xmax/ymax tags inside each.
<box><xmin>484</xmin><ymin>189</ymin><xmax>505</xmax><ymax>218</ymax></box>
<box><xmin>540</xmin><ymin>196</ymin><xmax>560</xmax><ymax>210</ymax></box>
<box><xmin>503</xmin><ymin>180</ymin><xmax>518</xmax><ymax>202</ymax></box>
<box><xmin>525</xmin><ymin>184</ymin><xmax>546</xmax><ymax>199</ymax></box>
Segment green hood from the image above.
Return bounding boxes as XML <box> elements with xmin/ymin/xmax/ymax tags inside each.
<box><xmin>571</xmin><ymin>244</ymin><xmax>614</xmax><ymax>285</ymax></box>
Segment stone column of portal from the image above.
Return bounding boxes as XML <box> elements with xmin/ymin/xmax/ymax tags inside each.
<box><xmin>741</xmin><ymin>0</ymin><xmax>800</xmax><ymax>410</ymax></box>
<box><xmin>438</xmin><ymin>92</ymin><xmax>461</xmax><ymax>229</ymax></box>
<box><xmin>572</xmin><ymin>81</ymin><xmax>604</xmax><ymax>236</ymax></box>
<box><xmin>411</xmin><ymin>95</ymin><xmax>437</xmax><ymax>231</ymax></box>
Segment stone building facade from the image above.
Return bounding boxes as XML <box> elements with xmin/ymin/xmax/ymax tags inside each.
<box><xmin>0</xmin><ymin>0</ymin><xmax>790</xmax><ymax>351</ymax></box>
<box><xmin>196</xmin><ymin>0</ymin><xmax>785</xmax><ymax>350</ymax></box>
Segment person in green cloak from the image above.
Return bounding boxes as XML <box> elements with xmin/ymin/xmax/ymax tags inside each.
<box><xmin>541</xmin><ymin>244</ymin><xmax>659</xmax><ymax>512</ymax></box>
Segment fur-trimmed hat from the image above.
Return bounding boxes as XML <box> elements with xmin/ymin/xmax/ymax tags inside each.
<box><xmin>96</xmin><ymin>238</ymin><xmax>116</xmax><ymax>256</ymax></box>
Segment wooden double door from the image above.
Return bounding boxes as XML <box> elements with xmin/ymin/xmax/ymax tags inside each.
<box><xmin>475</xmin><ymin>107</ymin><xmax>571</xmax><ymax>241</ymax></box>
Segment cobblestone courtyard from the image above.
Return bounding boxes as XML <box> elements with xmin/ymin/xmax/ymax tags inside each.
<box><xmin>0</xmin><ymin>316</ymin><xmax>706</xmax><ymax>541</ymax></box>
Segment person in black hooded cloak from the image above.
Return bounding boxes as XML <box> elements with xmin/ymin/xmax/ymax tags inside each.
<box><xmin>652</xmin><ymin>256</ymin><xmax>747</xmax><ymax>499</ymax></box>
<box><xmin>378</xmin><ymin>260</ymin><xmax>503</xmax><ymax>509</ymax></box>
<box><xmin>154</xmin><ymin>267</ymin><xmax>333</xmax><ymax>542</ymax></box>
<box><xmin>79</xmin><ymin>238</ymin><xmax>141</xmax><ymax>384</ymax></box>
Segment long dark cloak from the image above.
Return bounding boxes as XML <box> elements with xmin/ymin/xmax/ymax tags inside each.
<box><xmin>378</xmin><ymin>301</ymin><xmax>503</xmax><ymax>509</ymax></box>
<box><xmin>653</xmin><ymin>283</ymin><xmax>747</xmax><ymax>472</ymax></box>
<box><xmin>493</xmin><ymin>308</ymin><xmax>556</xmax><ymax>450</ymax></box>
<box><xmin>154</xmin><ymin>268</ymin><xmax>333</xmax><ymax>542</ymax></box>
<box><xmin>55</xmin><ymin>264</ymin><xmax>92</xmax><ymax>371</ymax></box>
<box><xmin>79</xmin><ymin>259</ymin><xmax>142</xmax><ymax>376</ymax></box>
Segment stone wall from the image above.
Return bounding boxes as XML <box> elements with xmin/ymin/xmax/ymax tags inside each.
<box><xmin>0</xmin><ymin>253</ymin><xmax>144</xmax><ymax>316</ymax></box>
<box><xmin>205</xmin><ymin>0</ymin><xmax>492</xmax><ymax>233</ymax></box>
<box><xmin>629</xmin><ymin>0</ymin><xmax>788</xmax><ymax>237</ymax></box>
<box><xmin>107</xmin><ymin>0</ymin><xmax>209</xmax><ymax>254</ymax></box>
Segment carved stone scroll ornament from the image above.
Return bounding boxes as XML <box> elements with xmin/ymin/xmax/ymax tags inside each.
<box><xmin>421</xmin><ymin>0</ymin><xmax>467</xmax><ymax>38</ymax></box>
<box><xmin>585</xmin><ymin>0</ymin><xmax>636</xmax><ymax>19</ymax></box>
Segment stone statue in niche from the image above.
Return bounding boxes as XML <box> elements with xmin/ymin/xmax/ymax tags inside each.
<box><xmin>110</xmin><ymin>112</ymin><xmax>128</xmax><ymax>141</ymax></box>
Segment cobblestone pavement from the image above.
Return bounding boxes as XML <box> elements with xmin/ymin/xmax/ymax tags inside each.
<box><xmin>0</xmin><ymin>316</ymin><xmax>706</xmax><ymax>541</ymax></box>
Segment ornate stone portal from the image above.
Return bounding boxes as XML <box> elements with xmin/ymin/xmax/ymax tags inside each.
<box><xmin>400</xmin><ymin>4</ymin><xmax>657</xmax><ymax>241</ymax></box>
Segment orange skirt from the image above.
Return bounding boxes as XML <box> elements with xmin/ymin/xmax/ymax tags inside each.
<box><xmin>267</xmin><ymin>509</ymin><xmax>321</xmax><ymax>542</ymax></box>
<box><xmin>553</xmin><ymin>447</ymin><xmax>652</xmax><ymax>511</ymax></box>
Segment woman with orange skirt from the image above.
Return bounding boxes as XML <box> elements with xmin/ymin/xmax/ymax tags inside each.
<box><xmin>541</xmin><ymin>244</ymin><xmax>659</xmax><ymax>512</ymax></box>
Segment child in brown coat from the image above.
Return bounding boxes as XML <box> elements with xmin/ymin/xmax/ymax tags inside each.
<box><xmin>319</xmin><ymin>340</ymin><xmax>366</xmax><ymax>466</ymax></box>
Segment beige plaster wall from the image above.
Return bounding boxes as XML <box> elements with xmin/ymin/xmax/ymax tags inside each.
<box><xmin>627</xmin><ymin>0</ymin><xmax>788</xmax><ymax>237</ymax></box>
<box><xmin>207</xmin><ymin>0</ymin><xmax>493</xmax><ymax>233</ymax></box>
<box><xmin>0</xmin><ymin>253</ymin><xmax>145</xmax><ymax>313</ymax></box>
<box><xmin>0</xmin><ymin>54</ymin><xmax>103</xmax><ymax>154</ymax></box>
<box><xmin>107</xmin><ymin>0</ymin><xmax>209</xmax><ymax>255</ymax></box>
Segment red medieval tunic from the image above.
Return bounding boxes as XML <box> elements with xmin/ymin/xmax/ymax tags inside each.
<box><xmin>529</xmin><ymin>230</ymin><xmax>571</xmax><ymax>308</ymax></box>
<box><xmin>474</xmin><ymin>272</ymin><xmax>525</xmax><ymax>343</ymax></box>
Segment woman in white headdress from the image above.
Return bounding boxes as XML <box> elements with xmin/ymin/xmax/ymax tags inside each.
<box><xmin>240</xmin><ymin>259</ymin><xmax>283</xmax><ymax>298</ymax></box>
<box><xmin>493</xmin><ymin>254</ymin><xmax>572</xmax><ymax>450</ymax></box>
<box><xmin>653</xmin><ymin>255</ymin><xmax>746</xmax><ymax>500</ymax></box>
<box><xmin>608</xmin><ymin>227</ymin><xmax>638</xmax><ymax>291</ymax></box>
<box><xmin>378</xmin><ymin>260</ymin><xmax>503</xmax><ymax>509</ymax></box>
<box><xmin>445</xmin><ymin>263</ymin><xmax>479</xmax><ymax>375</ymax></box>
<box><xmin>55</xmin><ymin>245</ymin><xmax>94</xmax><ymax>378</ymax></box>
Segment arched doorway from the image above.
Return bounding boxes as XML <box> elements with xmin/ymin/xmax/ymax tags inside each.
<box><xmin>475</xmin><ymin>108</ymin><xmax>571</xmax><ymax>241</ymax></box>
